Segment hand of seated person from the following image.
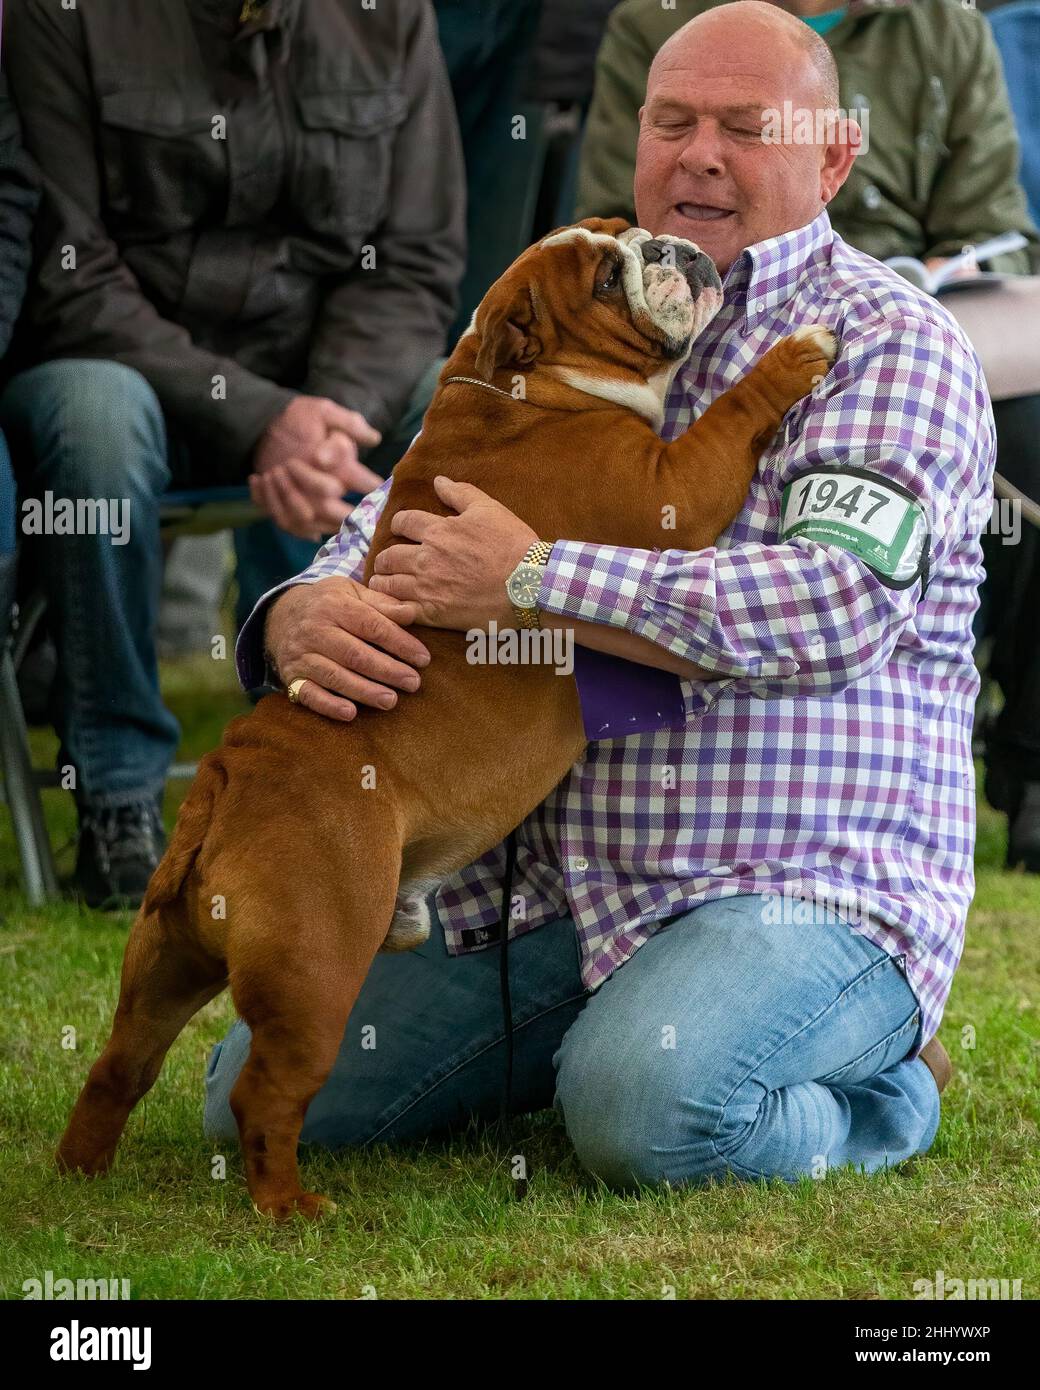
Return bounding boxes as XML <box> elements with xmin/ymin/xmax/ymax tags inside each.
<box><xmin>250</xmin><ymin>395</ymin><xmax>384</xmax><ymax>540</ymax></box>
<box><xmin>924</xmin><ymin>255</ymin><xmax>979</xmax><ymax>284</ymax></box>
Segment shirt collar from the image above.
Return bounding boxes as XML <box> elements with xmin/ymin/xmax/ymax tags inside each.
<box><xmin>846</xmin><ymin>0</ymin><xmax>912</xmax><ymax>14</ymax></box>
<box><xmin>719</xmin><ymin>209</ymin><xmax>836</xmax><ymax>333</ymax></box>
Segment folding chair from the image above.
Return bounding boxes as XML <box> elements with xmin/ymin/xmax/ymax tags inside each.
<box><xmin>0</xmin><ymin>486</ymin><xmax>259</xmax><ymax>905</ymax></box>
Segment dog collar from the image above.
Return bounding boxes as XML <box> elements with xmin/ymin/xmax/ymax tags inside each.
<box><xmin>444</xmin><ymin>375</ymin><xmax>519</xmax><ymax>399</ymax></box>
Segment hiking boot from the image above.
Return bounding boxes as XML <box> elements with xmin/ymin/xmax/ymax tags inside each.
<box><xmin>919</xmin><ymin>1037</ymin><xmax>952</xmax><ymax>1095</ymax></box>
<box><xmin>74</xmin><ymin>798</ymin><xmax>166</xmax><ymax>911</ymax></box>
<box><xmin>1007</xmin><ymin>783</ymin><xmax>1040</xmax><ymax>875</ymax></box>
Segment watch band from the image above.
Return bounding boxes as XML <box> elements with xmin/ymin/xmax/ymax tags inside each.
<box><xmin>523</xmin><ymin>540</ymin><xmax>554</xmax><ymax>568</ymax></box>
<box><xmin>512</xmin><ymin>540</ymin><xmax>554</xmax><ymax>628</ymax></box>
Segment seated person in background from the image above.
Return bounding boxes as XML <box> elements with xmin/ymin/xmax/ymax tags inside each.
<box><xmin>576</xmin><ymin>0</ymin><xmax>1040</xmax><ymax>871</ymax></box>
<box><xmin>0</xmin><ymin>0</ymin><xmax>465</xmax><ymax>908</ymax></box>
<box><xmin>0</xmin><ymin>72</ymin><xmax>38</xmax><ymax>647</ymax></box>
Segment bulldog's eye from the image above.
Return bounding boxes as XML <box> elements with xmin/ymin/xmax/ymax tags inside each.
<box><xmin>596</xmin><ymin>257</ymin><xmax>623</xmax><ymax>294</ymax></box>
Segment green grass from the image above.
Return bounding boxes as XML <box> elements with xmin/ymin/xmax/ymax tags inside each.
<box><xmin>1</xmin><ymin>652</ymin><xmax>1038</xmax><ymax>1300</ymax></box>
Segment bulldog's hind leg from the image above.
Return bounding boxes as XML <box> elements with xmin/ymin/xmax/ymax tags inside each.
<box><xmin>57</xmin><ymin>913</ymin><xmax>226</xmax><ymax>1177</ymax></box>
<box><xmin>225</xmin><ymin>839</ymin><xmax>400</xmax><ymax>1220</ymax></box>
<box><xmin>381</xmin><ymin>881</ymin><xmax>437</xmax><ymax>953</ymax></box>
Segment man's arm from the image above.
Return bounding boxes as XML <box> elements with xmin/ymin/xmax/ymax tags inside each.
<box><xmin>303</xmin><ymin>0</ymin><xmax>466</xmax><ymax>437</ymax></box>
<box><xmin>0</xmin><ymin>74</ymin><xmax>39</xmax><ymax>358</ymax></box>
<box><xmin>539</xmin><ymin>609</ymin><xmax>714</xmax><ymax>678</ymax></box>
<box><xmin>5</xmin><ymin>0</ymin><xmax>295</xmax><ymax>471</ymax></box>
<box><xmin>922</xmin><ymin>13</ymin><xmax>1037</xmax><ymax>272</ymax></box>
<box><xmin>535</xmin><ymin>319</ymin><xmax>994</xmax><ymax>697</ymax></box>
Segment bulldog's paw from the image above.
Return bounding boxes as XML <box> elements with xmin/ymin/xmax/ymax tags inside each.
<box><xmin>785</xmin><ymin>324</ymin><xmax>838</xmax><ymax>378</ymax></box>
<box><xmin>254</xmin><ymin>1190</ymin><xmax>338</xmax><ymax>1223</ymax></box>
<box><xmin>759</xmin><ymin>323</ymin><xmax>838</xmax><ymax>409</ymax></box>
<box><xmin>380</xmin><ymin>891</ymin><xmax>432</xmax><ymax>953</ymax></box>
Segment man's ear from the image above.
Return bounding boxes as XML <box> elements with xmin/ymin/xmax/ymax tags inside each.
<box><xmin>474</xmin><ymin>289</ymin><xmax>540</xmax><ymax>381</ymax></box>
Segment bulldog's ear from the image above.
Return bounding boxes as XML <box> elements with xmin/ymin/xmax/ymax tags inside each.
<box><xmin>572</xmin><ymin>216</ymin><xmax>632</xmax><ymax>238</ymax></box>
<box><xmin>474</xmin><ymin>290</ymin><xmax>540</xmax><ymax>382</ymax></box>
<box><xmin>538</xmin><ymin>215</ymin><xmax>632</xmax><ymax>243</ymax></box>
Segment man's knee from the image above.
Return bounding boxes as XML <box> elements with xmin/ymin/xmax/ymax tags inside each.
<box><xmin>1</xmin><ymin>359</ymin><xmax>168</xmax><ymax>496</ymax></box>
<box><xmin>555</xmin><ymin>1032</ymin><xmax>723</xmax><ymax>1189</ymax></box>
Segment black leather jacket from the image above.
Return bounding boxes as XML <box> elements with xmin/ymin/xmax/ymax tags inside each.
<box><xmin>4</xmin><ymin>0</ymin><xmax>466</xmax><ymax>475</ymax></box>
<box><xmin>0</xmin><ymin>72</ymin><xmax>38</xmax><ymax>360</ymax></box>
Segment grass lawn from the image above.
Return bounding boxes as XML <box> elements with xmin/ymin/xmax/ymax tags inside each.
<box><xmin>1</xmin><ymin>650</ymin><xmax>1038</xmax><ymax>1300</ymax></box>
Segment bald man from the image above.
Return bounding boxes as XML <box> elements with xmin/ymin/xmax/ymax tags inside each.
<box><xmin>207</xmin><ymin>2</ymin><xmax>989</xmax><ymax>1188</ymax></box>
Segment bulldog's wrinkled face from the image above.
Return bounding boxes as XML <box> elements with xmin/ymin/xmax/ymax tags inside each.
<box><xmin>468</xmin><ymin>218</ymin><xmax>724</xmax><ymax>427</ymax></box>
<box><xmin>555</xmin><ymin>224</ymin><xmax>724</xmax><ymax>360</ymax></box>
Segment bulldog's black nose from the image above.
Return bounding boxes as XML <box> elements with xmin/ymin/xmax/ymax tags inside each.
<box><xmin>642</xmin><ymin>239</ymin><xmax>721</xmax><ymax>295</ymax></box>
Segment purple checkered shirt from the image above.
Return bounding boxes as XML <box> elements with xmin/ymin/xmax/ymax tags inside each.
<box><xmin>238</xmin><ymin>211</ymin><xmax>994</xmax><ymax>1050</ymax></box>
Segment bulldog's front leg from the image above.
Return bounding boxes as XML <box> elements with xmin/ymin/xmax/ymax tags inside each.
<box><xmin>654</xmin><ymin>325</ymin><xmax>838</xmax><ymax>546</ymax></box>
<box><xmin>742</xmin><ymin>324</ymin><xmax>838</xmax><ymax>426</ymax></box>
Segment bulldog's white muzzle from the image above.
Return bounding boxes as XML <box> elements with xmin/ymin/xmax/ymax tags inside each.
<box><xmin>618</xmin><ymin>227</ymin><xmax>724</xmax><ymax>357</ymax></box>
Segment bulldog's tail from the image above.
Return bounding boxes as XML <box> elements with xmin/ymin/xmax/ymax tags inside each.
<box><xmin>142</xmin><ymin>755</ymin><xmax>226</xmax><ymax>913</ymax></box>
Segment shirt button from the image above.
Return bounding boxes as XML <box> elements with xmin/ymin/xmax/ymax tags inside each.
<box><xmin>861</xmin><ymin>184</ymin><xmax>882</xmax><ymax>211</ymax></box>
<box><xmin>709</xmin><ymin>865</ymin><xmax>731</xmax><ymax>876</ymax></box>
<box><xmin>573</xmin><ymin>857</ymin><xmax>589</xmax><ymax>872</ymax></box>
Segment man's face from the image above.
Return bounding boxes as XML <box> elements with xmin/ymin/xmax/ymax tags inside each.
<box><xmin>633</xmin><ymin>36</ymin><xmax>852</xmax><ymax>275</ymax></box>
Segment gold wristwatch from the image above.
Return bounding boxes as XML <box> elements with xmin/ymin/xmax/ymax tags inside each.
<box><xmin>506</xmin><ymin>540</ymin><xmax>554</xmax><ymax>629</ymax></box>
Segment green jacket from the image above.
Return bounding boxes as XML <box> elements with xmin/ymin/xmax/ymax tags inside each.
<box><xmin>576</xmin><ymin>0</ymin><xmax>1037</xmax><ymax>273</ymax></box>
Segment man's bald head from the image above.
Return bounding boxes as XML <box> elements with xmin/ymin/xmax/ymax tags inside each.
<box><xmin>633</xmin><ymin>0</ymin><xmax>858</xmax><ymax>273</ymax></box>
<box><xmin>651</xmin><ymin>2</ymin><xmax>840</xmax><ymax>111</ymax></box>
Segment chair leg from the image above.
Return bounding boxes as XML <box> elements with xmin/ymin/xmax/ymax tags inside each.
<box><xmin>0</xmin><ymin>646</ymin><xmax>59</xmax><ymax>904</ymax></box>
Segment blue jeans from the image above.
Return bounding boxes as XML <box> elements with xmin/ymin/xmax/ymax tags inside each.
<box><xmin>204</xmin><ymin>894</ymin><xmax>940</xmax><ymax>1186</ymax></box>
<box><xmin>0</xmin><ymin>429</ymin><xmax>15</xmax><ymax>643</ymax></box>
<box><xmin>0</xmin><ymin>358</ymin><xmax>431</xmax><ymax>804</ymax></box>
<box><xmin>0</xmin><ymin>427</ymin><xmax>14</xmax><ymax>556</ymax></box>
<box><xmin>0</xmin><ymin>359</ymin><xmax>314</xmax><ymax>803</ymax></box>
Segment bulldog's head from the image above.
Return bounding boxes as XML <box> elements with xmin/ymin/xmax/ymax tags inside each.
<box><xmin>465</xmin><ymin>217</ymin><xmax>723</xmax><ymax>427</ymax></box>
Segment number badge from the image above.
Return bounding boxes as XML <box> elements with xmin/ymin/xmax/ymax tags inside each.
<box><xmin>780</xmin><ymin>467</ymin><xmax>930</xmax><ymax>590</ymax></box>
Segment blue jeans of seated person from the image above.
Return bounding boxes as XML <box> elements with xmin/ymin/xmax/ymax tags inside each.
<box><xmin>0</xmin><ymin>429</ymin><xmax>14</xmax><ymax>554</ymax></box>
<box><xmin>203</xmin><ymin>894</ymin><xmax>940</xmax><ymax>1186</ymax></box>
<box><xmin>0</xmin><ymin>358</ymin><xmax>438</xmax><ymax>806</ymax></box>
<box><xmin>0</xmin><ymin>359</ymin><xmax>305</xmax><ymax>805</ymax></box>
<box><xmin>0</xmin><ymin>430</ymin><xmax>16</xmax><ymax>640</ymax></box>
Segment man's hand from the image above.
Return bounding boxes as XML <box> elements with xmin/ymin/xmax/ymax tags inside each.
<box><xmin>264</xmin><ymin>576</ymin><xmax>431</xmax><ymax>722</ymax></box>
<box><xmin>367</xmin><ymin>475</ymin><xmax>718</xmax><ymax>679</ymax></box>
<box><xmin>368</xmin><ymin>475</ymin><xmax>538</xmax><ymax>629</ymax></box>
<box><xmin>251</xmin><ymin>397</ymin><xmax>385</xmax><ymax>541</ymax></box>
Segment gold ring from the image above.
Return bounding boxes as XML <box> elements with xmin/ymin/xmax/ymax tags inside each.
<box><xmin>286</xmin><ymin>677</ymin><xmax>309</xmax><ymax>705</ymax></box>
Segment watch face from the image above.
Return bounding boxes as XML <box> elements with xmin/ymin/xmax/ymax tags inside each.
<box><xmin>507</xmin><ymin>562</ymin><xmax>543</xmax><ymax>607</ymax></box>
